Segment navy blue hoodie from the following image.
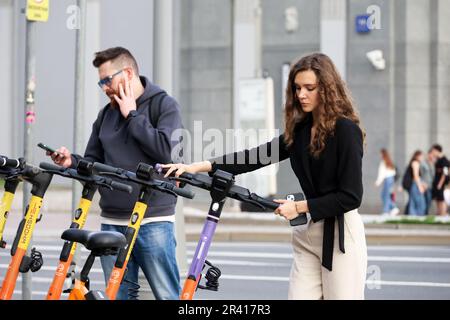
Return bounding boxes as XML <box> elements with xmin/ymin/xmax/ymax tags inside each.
<box><xmin>72</xmin><ymin>76</ymin><xmax>183</xmax><ymax>220</ymax></box>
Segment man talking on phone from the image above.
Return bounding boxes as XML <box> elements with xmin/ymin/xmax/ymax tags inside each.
<box><xmin>49</xmin><ymin>47</ymin><xmax>184</xmax><ymax>300</ymax></box>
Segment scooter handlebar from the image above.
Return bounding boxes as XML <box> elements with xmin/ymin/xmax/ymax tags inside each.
<box><xmin>248</xmin><ymin>193</ymin><xmax>279</xmax><ymax>210</ymax></box>
<box><xmin>39</xmin><ymin>162</ymin><xmax>65</xmax><ymax>172</ymax></box>
<box><xmin>94</xmin><ymin>162</ymin><xmax>194</xmax><ymax>199</ymax></box>
<box><xmin>251</xmin><ymin>194</ymin><xmax>307</xmax><ymax>226</ymax></box>
<box><xmin>110</xmin><ymin>181</ymin><xmax>133</xmax><ymax>194</ymax></box>
<box><xmin>0</xmin><ymin>156</ymin><xmax>21</xmax><ymax>169</ymax></box>
<box><xmin>154</xmin><ymin>163</ymin><xmax>194</xmax><ymax>179</ymax></box>
<box><xmin>92</xmin><ymin>162</ymin><xmax>124</xmax><ymax>175</ymax></box>
<box><xmin>40</xmin><ymin>162</ymin><xmax>133</xmax><ymax>193</ymax></box>
<box><xmin>289</xmin><ymin>214</ymin><xmax>308</xmax><ymax>226</ymax></box>
<box><xmin>157</xmin><ymin>163</ymin><xmax>307</xmax><ymax>226</ymax></box>
<box><xmin>172</xmin><ymin>185</ymin><xmax>195</xmax><ymax>199</ymax></box>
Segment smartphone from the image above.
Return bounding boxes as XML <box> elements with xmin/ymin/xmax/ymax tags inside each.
<box><xmin>37</xmin><ymin>143</ymin><xmax>62</xmax><ymax>156</ymax></box>
<box><xmin>285</xmin><ymin>192</ymin><xmax>308</xmax><ymax>226</ymax></box>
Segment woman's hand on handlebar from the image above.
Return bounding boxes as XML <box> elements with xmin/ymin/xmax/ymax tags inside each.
<box><xmin>273</xmin><ymin>199</ymin><xmax>307</xmax><ymax>221</ymax></box>
<box><xmin>161</xmin><ymin>161</ymin><xmax>212</xmax><ymax>178</ymax></box>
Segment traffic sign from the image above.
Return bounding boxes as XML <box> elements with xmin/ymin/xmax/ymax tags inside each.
<box><xmin>26</xmin><ymin>0</ymin><xmax>50</xmax><ymax>22</ymax></box>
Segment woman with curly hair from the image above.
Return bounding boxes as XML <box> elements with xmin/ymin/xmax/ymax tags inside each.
<box><xmin>163</xmin><ymin>53</ymin><xmax>367</xmax><ymax>300</ymax></box>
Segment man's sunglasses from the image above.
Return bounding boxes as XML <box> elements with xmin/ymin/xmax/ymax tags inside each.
<box><xmin>97</xmin><ymin>69</ymin><xmax>123</xmax><ymax>88</ymax></box>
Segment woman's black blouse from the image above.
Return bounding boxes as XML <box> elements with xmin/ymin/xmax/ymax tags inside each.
<box><xmin>209</xmin><ymin>114</ymin><xmax>364</xmax><ymax>271</ymax></box>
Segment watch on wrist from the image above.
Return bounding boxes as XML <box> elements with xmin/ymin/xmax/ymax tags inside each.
<box><xmin>127</xmin><ymin>110</ymin><xmax>138</xmax><ymax>120</ymax></box>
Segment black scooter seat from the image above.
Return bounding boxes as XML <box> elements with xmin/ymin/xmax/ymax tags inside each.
<box><xmin>61</xmin><ymin>229</ymin><xmax>126</xmax><ymax>251</ymax></box>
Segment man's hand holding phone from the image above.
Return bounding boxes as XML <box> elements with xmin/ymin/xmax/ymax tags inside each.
<box><xmin>38</xmin><ymin>143</ymin><xmax>72</xmax><ymax>168</ymax></box>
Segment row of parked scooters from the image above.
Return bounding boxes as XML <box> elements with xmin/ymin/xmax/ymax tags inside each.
<box><xmin>0</xmin><ymin>146</ymin><xmax>306</xmax><ymax>300</ymax></box>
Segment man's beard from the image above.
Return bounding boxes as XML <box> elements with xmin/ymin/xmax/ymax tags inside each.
<box><xmin>107</xmin><ymin>91</ymin><xmax>117</xmax><ymax>107</ymax></box>
<box><xmin>110</xmin><ymin>97</ymin><xmax>117</xmax><ymax>107</ymax></box>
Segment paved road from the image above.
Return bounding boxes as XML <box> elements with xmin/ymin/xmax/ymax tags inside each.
<box><xmin>1</xmin><ymin>241</ymin><xmax>449</xmax><ymax>300</ymax></box>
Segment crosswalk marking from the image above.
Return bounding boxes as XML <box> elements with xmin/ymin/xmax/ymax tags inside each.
<box><xmin>5</xmin><ymin>275</ymin><xmax>450</xmax><ymax>297</ymax></box>
<box><xmin>186</xmin><ymin>250</ymin><xmax>450</xmax><ymax>263</ymax></box>
<box><xmin>2</xmin><ymin>251</ymin><xmax>450</xmax><ymax>267</ymax></box>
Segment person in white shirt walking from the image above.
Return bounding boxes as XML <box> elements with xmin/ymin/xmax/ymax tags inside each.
<box><xmin>375</xmin><ymin>148</ymin><xmax>399</xmax><ymax>215</ymax></box>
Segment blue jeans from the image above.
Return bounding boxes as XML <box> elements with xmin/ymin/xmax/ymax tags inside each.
<box><xmin>424</xmin><ymin>188</ymin><xmax>432</xmax><ymax>215</ymax></box>
<box><xmin>408</xmin><ymin>182</ymin><xmax>426</xmax><ymax>216</ymax></box>
<box><xmin>381</xmin><ymin>176</ymin><xmax>396</xmax><ymax>213</ymax></box>
<box><xmin>100</xmin><ymin>222</ymin><xmax>181</xmax><ymax>300</ymax></box>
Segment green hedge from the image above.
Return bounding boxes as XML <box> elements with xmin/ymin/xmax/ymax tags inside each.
<box><xmin>385</xmin><ymin>216</ymin><xmax>450</xmax><ymax>225</ymax></box>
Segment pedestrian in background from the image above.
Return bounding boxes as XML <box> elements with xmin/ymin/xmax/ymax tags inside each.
<box><xmin>407</xmin><ymin>150</ymin><xmax>426</xmax><ymax>216</ymax></box>
<box><xmin>420</xmin><ymin>148</ymin><xmax>436</xmax><ymax>215</ymax></box>
<box><xmin>375</xmin><ymin>148</ymin><xmax>399</xmax><ymax>216</ymax></box>
<box><xmin>430</xmin><ymin>144</ymin><xmax>450</xmax><ymax>216</ymax></box>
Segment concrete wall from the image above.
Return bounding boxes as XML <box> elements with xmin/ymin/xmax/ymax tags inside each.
<box><xmin>347</xmin><ymin>0</ymin><xmax>394</xmax><ymax>212</ymax></box>
<box><xmin>260</xmin><ymin>0</ymin><xmax>321</xmax><ymax>197</ymax></box>
<box><xmin>179</xmin><ymin>0</ymin><xmax>234</xmax><ymax>203</ymax></box>
<box><xmin>179</xmin><ymin>0</ymin><xmax>233</xmax><ymax>136</ymax></box>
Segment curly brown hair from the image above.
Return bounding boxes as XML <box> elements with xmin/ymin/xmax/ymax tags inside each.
<box><xmin>284</xmin><ymin>53</ymin><xmax>365</xmax><ymax>158</ymax></box>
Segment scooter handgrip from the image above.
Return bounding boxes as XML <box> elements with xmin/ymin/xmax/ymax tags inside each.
<box><xmin>93</xmin><ymin>162</ymin><xmax>121</xmax><ymax>174</ymax></box>
<box><xmin>289</xmin><ymin>214</ymin><xmax>308</xmax><ymax>226</ymax></box>
<box><xmin>0</xmin><ymin>156</ymin><xmax>20</xmax><ymax>168</ymax></box>
<box><xmin>110</xmin><ymin>181</ymin><xmax>133</xmax><ymax>194</ymax></box>
<box><xmin>39</xmin><ymin>162</ymin><xmax>65</xmax><ymax>172</ymax></box>
<box><xmin>172</xmin><ymin>186</ymin><xmax>195</xmax><ymax>199</ymax></box>
<box><xmin>154</xmin><ymin>163</ymin><xmax>164</xmax><ymax>173</ymax></box>
<box><xmin>179</xmin><ymin>172</ymin><xmax>194</xmax><ymax>180</ymax></box>
<box><xmin>252</xmin><ymin>194</ymin><xmax>279</xmax><ymax>210</ymax></box>
<box><xmin>154</xmin><ymin>163</ymin><xmax>194</xmax><ymax>181</ymax></box>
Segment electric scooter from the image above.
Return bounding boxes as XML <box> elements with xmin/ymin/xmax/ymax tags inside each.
<box><xmin>0</xmin><ymin>156</ymin><xmax>22</xmax><ymax>250</ymax></box>
<box><xmin>155</xmin><ymin>164</ymin><xmax>306</xmax><ymax>300</ymax></box>
<box><xmin>0</xmin><ymin>156</ymin><xmax>54</xmax><ymax>300</ymax></box>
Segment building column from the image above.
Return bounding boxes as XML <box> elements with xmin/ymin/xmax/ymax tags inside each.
<box><xmin>232</xmin><ymin>0</ymin><xmax>262</xmax><ymax>129</ymax></box>
<box><xmin>404</xmin><ymin>0</ymin><xmax>431</xmax><ymax>159</ymax></box>
<box><xmin>434</xmin><ymin>0</ymin><xmax>450</xmax><ymax>150</ymax></box>
<box><xmin>0</xmin><ymin>0</ymin><xmax>14</xmax><ymax>156</ymax></box>
<box><xmin>320</xmin><ymin>0</ymin><xmax>347</xmax><ymax>79</ymax></box>
<box><xmin>151</xmin><ymin>0</ymin><xmax>187</xmax><ymax>300</ymax></box>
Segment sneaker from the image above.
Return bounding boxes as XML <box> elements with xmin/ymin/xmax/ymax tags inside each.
<box><xmin>390</xmin><ymin>207</ymin><xmax>400</xmax><ymax>216</ymax></box>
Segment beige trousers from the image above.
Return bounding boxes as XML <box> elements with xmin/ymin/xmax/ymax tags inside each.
<box><xmin>288</xmin><ymin>210</ymin><xmax>368</xmax><ymax>300</ymax></box>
